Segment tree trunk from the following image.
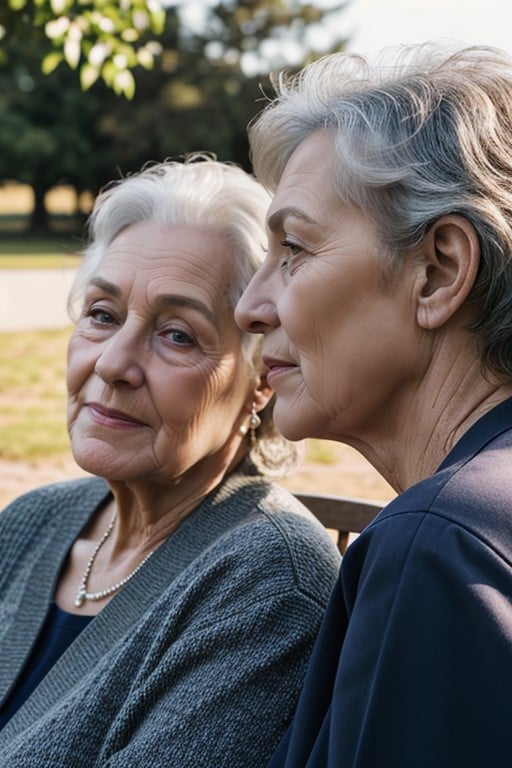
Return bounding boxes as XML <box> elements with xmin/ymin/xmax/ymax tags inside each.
<box><xmin>30</xmin><ymin>182</ymin><xmax>48</xmax><ymax>233</ymax></box>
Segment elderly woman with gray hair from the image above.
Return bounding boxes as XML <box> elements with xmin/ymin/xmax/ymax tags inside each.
<box><xmin>236</xmin><ymin>44</ymin><xmax>512</xmax><ymax>767</ymax></box>
<box><xmin>0</xmin><ymin>157</ymin><xmax>340</xmax><ymax>766</ymax></box>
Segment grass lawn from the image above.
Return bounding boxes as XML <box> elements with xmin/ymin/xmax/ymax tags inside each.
<box><xmin>0</xmin><ymin>325</ymin><xmax>344</xmax><ymax>465</ymax></box>
<box><xmin>0</xmin><ymin>229</ymin><xmax>344</xmax><ymax>465</ymax></box>
<box><xmin>0</xmin><ymin>254</ymin><xmax>82</xmax><ymax>269</ymax></box>
<box><xmin>0</xmin><ymin>327</ymin><xmax>71</xmax><ymax>460</ymax></box>
<box><xmin>0</xmin><ymin>325</ymin><xmax>394</xmax><ymax>510</ymax></box>
<box><xmin>0</xmin><ymin>234</ymin><xmax>83</xmax><ymax>269</ymax></box>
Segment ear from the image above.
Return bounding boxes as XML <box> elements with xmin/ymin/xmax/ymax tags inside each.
<box><xmin>251</xmin><ymin>372</ymin><xmax>273</xmax><ymax>412</ymax></box>
<box><xmin>415</xmin><ymin>215</ymin><xmax>480</xmax><ymax>330</ymax></box>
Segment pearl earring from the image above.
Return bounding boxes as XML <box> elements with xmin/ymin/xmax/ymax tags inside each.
<box><xmin>249</xmin><ymin>402</ymin><xmax>261</xmax><ymax>447</ymax></box>
<box><xmin>249</xmin><ymin>402</ymin><xmax>261</xmax><ymax>431</ymax></box>
<box><xmin>238</xmin><ymin>402</ymin><xmax>261</xmax><ymax>437</ymax></box>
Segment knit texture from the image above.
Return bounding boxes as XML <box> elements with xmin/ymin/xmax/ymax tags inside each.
<box><xmin>0</xmin><ymin>472</ymin><xmax>340</xmax><ymax>767</ymax></box>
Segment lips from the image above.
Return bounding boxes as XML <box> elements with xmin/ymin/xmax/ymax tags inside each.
<box><xmin>87</xmin><ymin>402</ymin><xmax>148</xmax><ymax>429</ymax></box>
<box><xmin>262</xmin><ymin>356</ymin><xmax>297</xmax><ymax>380</ymax></box>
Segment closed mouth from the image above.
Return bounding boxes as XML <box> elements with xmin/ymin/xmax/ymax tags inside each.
<box><xmin>263</xmin><ymin>356</ymin><xmax>297</xmax><ymax>378</ymax></box>
<box><xmin>87</xmin><ymin>402</ymin><xmax>148</xmax><ymax>428</ymax></box>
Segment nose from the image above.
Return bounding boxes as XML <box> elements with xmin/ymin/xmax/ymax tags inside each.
<box><xmin>235</xmin><ymin>268</ymin><xmax>280</xmax><ymax>335</ymax></box>
<box><xmin>94</xmin><ymin>324</ymin><xmax>145</xmax><ymax>388</ymax></box>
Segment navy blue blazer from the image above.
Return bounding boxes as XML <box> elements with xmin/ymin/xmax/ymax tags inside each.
<box><xmin>269</xmin><ymin>398</ymin><xmax>512</xmax><ymax>768</ymax></box>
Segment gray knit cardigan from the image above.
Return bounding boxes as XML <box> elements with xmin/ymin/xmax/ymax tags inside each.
<box><xmin>0</xmin><ymin>472</ymin><xmax>340</xmax><ymax>767</ymax></box>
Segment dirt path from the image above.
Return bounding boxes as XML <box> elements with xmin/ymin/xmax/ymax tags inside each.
<box><xmin>0</xmin><ymin>268</ymin><xmax>76</xmax><ymax>331</ymax></box>
<box><xmin>0</xmin><ymin>447</ymin><xmax>395</xmax><ymax>510</ymax></box>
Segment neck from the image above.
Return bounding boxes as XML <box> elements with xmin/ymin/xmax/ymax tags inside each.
<box><xmin>343</xmin><ymin>357</ymin><xmax>512</xmax><ymax>494</ymax></box>
<box><xmin>89</xmin><ymin>428</ymin><xmax>250</xmax><ymax>558</ymax></box>
<box><xmin>107</xmin><ymin>462</ymin><xmax>241</xmax><ymax>557</ymax></box>
<box><xmin>57</xmin><ymin>455</ymin><xmax>246</xmax><ymax>615</ymax></box>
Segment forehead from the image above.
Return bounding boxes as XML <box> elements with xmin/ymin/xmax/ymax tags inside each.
<box><xmin>97</xmin><ymin>220</ymin><xmax>236</xmax><ymax>307</ymax></box>
<box><xmin>267</xmin><ymin>130</ymin><xmax>340</xmax><ymax>230</ymax></box>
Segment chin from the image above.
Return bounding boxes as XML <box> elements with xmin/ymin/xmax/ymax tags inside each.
<box><xmin>71</xmin><ymin>440</ymin><xmax>125</xmax><ymax>481</ymax></box>
<box><xmin>273</xmin><ymin>406</ymin><xmax>312</xmax><ymax>442</ymax></box>
<box><xmin>274</xmin><ymin>398</ymin><xmax>332</xmax><ymax>443</ymax></box>
<box><xmin>72</xmin><ymin>453</ymin><xmax>112</xmax><ymax>480</ymax></box>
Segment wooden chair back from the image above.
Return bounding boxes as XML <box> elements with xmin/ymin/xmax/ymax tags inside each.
<box><xmin>294</xmin><ymin>492</ymin><xmax>383</xmax><ymax>554</ymax></box>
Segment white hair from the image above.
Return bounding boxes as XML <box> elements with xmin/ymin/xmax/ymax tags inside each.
<box><xmin>68</xmin><ymin>154</ymin><xmax>271</xmax><ymax>368</ymax></box>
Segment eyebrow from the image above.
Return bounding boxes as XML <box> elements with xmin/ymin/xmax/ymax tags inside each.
<box><xmin>90</xmin><ymin>276</ymin><xmax>121</xmax><ymax>297</ymax></box>
<box><xmin>267</xmin><ymin>206</ymin><xmax>315</xmax><ymax>233</ymax></box>
<box><xmin>157</xmin><ymin>295</ymin><xmax>218</xmax><ymax>327</ymax></box>
<box><xmin>88</xmin><ymin>277</ymin><xmax>219</xmax><ymax>327</ymax></box>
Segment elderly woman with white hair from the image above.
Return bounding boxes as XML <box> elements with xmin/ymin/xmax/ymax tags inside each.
<box><xmin>0</xmin><ymin>156</ymin><xmax>340</xmax><ymax>766</ymax></box>
<box><xmin>236</xmin><ymin>44</ymin><xmax>512</xmax><ymax>768</ymax></box>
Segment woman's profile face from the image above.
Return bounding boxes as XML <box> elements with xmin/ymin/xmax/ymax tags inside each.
<box><xmin>236</xmin><ymin>130</ymin><xmax>424</xmax><ymax>444</ymax></box>
<box><xmin>67</xmin><ymin>220</ymin><xmax>254</xmax><ymax>484</ymax></box>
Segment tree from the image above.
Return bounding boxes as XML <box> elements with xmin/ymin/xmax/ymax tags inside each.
<box><xmin>1</xmin><ymin>0</ymin><xmax>165</xmax><ymax>98</ymax></box>
<box><xmin>0</xmin><ymin>22</ymin><xmax>104</xmax><ymax>232</ymax></box>
<box><xmin>0</xmin><ymin>1</ymin><xmax>349</xmax><ymax>231</ymax></box>
<box><xmin>92</xmin><ymin>1</ymin><xmax>349</xmax><ymax>175</ymax></box>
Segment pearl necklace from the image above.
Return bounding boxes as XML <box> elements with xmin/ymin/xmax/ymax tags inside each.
<box><xmin>75</xmin><ymin>515</ymin><xmax>153</xmax><ymax>608</ymax></box>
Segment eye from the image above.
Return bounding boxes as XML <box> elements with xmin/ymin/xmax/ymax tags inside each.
<box><xmin>280</xmin><ymin>238</ymin><xmax>302</xmax><ymax>256</ymax></box>
<box><xmin>163</xmin><ymin>328</ymin><xmax>195</xmax><ymax>346</ymax></box>
<box><xmin>279</xmin><ymin>238</ymin><xmax>306</xmax><ymax>275</ymax></box>
<box><xmin>88</xmin><ymin>306</ymin><xmax>116</xmax><ymax>325</ymax></box>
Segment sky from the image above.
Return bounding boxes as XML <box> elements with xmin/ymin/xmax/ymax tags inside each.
<box><xmin>169</xmin><ymin>1</ymin><xmax>512</xmax><ymax>74</ymax></box>
<box><xmin>341</xmin><ymin>0</ymin><xmax>512</xmax><ymax>58</ymax></box>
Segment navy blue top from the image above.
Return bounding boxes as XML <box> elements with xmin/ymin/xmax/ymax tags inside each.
<box><xmin>269</xmin><ymin>397</ymin><xmax>512</xmax><ymax>768</ymax></box>
<box><xmin>0</xmin><ymin>604</ymin><xmax>91</xmax><ymax>729</ymax></box>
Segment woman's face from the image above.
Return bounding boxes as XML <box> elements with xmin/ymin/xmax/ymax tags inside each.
<box><xmin>67</xmin><ymin>220</ymin><xmax>256</xmax><ymax>484</ymax></box>
<box><xmin>235</xmin><ymin>130</ymin><xmax>424</xmax><ymax>443</ymax></box>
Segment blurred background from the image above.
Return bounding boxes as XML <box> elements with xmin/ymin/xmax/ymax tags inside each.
<box><xmin>1</xmin><ymin>0</ymin><xmax>510</xmax><ymax>507</ymax></box>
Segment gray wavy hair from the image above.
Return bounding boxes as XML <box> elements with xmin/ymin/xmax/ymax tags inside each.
<box><xmin>69</xmin><ymin>155</ymin><xmax>304</xmax><ymax>478</ymax></box>
<box><xmin>249</xmin><ymin>43</ymin><xmax>512</xmax><ymax>378</ymax></box>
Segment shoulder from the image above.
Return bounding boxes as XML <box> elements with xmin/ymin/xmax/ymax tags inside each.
<box><xmin>344</xmin><ymin>461</ymin><xmax>512</xmax><ymax>612</ymax></box>
<box><xmin>258</xmin><ymin>482</ymin><xmax>341</xmax><ymax>590</ymax></box>
<box><xmin>0</xmin><ymin>478</ymin><xmax>109</xmax><ymax>593</ymax></box>
<box><xmin>0</xmin><ymin>477</ymin><xmax>109</xmax><ymax>530</ymax></box>
<box><xmin>190</xmin><ymin>475</ymin><xmax>341</xmax><ymax>610</ymax></box>
<box><xmin>362</xmin><ymin>436</ymin><xmax>512</xmax><ymax>565</ymax></box>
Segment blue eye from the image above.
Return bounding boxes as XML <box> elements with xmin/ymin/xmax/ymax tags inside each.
<box><xmin>166</xmin><ymin>329</ymin><xmax>194</xmax><ymax>346</ymax></box>
<box><xmin>89</xmin><ymin>308</ymin><xmax>115</xmax><ymax>325</ymax></box>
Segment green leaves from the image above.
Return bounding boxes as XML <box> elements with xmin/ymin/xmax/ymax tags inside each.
<box><xmin>41</xmin><ymin>51</ymin><xmax>63</xmax><ymax>74</ymax></box>
<box><xmin>5</xmin><ymin>0</ymin><xmax>165</xmax><ymax>98</ymax></box>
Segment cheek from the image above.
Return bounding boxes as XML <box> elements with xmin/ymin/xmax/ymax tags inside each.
<box><xmin>150</xmin><ymin>363</ymin><xmax>237</xmax><ymax>429</ymax></box>
<box><xmin>66</xmin><ymin>336</ymin><xmax>93</xmax><ymax>394</ymax></box>
<box><xmin>282</xmin><ymin>292</ymin><xmax>334</xmax><ymax>370</ymax></box>
<box><xmin>281</xmin><ymin>269</ymin><xmax>341</xmax><ymax>342</ymax></box>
